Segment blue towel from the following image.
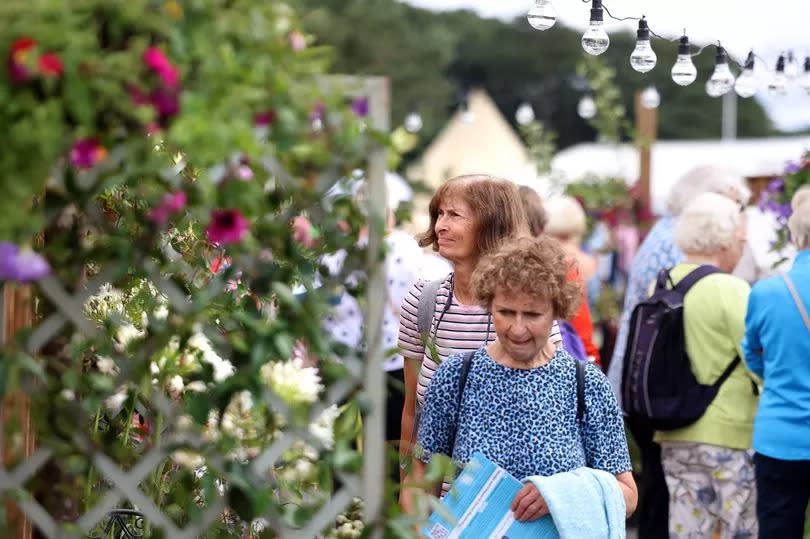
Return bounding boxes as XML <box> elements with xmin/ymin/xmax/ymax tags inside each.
<box><xmin>523</xmin><ymin>467</ymin><xmax>626</xmax><ymax>539</ymax></box>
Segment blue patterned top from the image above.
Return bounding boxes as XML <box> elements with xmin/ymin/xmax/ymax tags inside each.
<box><xmin>417</xmin><ymin>347</ymin><xmax>631</xmax><ymax>480</ymax></box>
<box><xmin>607</xmin><ymin>216</ymin><xmax>683</xmax><ymax>407</ymax></box>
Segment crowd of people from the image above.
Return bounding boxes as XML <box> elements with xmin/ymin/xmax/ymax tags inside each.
<box><xmin>320</xmin><ymin>169</ymin><xmax>810</xmax><ymax>538</ymax></box>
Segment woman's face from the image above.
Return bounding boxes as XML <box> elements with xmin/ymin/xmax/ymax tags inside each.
<box><xmin>491</xmin><ymin>288</ymin><xmax>555</xmax><ymax>363</ymax></box>
<box><xmin>435</xmin><ymin>194</ymin><xmax>477</xmax><ymax>263</ymax></box>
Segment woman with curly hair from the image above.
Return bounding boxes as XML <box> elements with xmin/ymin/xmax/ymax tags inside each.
<box><xmin>402</xmin><ymin>236</ymin><xmax>637</xmax><ymax>522</ymax></box>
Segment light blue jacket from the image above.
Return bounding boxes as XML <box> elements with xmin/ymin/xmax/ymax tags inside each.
<box><xmin>742</xmin><ymin>249</ymin><xmax>810</xmax><ymax>460</ymax></box>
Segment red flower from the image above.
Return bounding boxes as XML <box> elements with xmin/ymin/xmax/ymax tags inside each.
<box><xmin>37</xmin><ymin>53</ymin><xmax>63</xmax><ymax>77</ymax></box>
<box><xmin>69</xmin><ymin>138</ymin><xmax>107</xmax><ymax>169</ymax></box>
<box><xmin>210</xmin><ymin>255</ymin><xmax>232</xmax><ymax>274</ymax></box>
<box><xmin>206</xmin><ymin>209</ymin><xmax>250</xmax><ymax>245</ymax></box>
<box><xmin>143</xmin><ymin>47</ymin><xmax>179</xmax><ymax>88</ymax></box>
<box><xmin>7</xmin><ymin>36</ymin><xmax>37</xmax><ymax>82</ymax></box>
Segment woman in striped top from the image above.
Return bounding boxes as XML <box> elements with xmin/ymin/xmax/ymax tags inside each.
<box><xmin>397</xmin><ymin>175</ymin><xmax>562</xmax><ymax>484</ymax></box>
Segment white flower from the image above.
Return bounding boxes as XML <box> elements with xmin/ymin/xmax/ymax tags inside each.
<box><xmin>176</xmin><ymin>414</ymin><xmax>194</xmax><ymax>431</ymax></box>
<box><xmin>60</xmin><ymin>389</ymin><xmax>76</xmax><ymax>401</ymax></box>
<box><xmin>187</xmin><ymin>331</ymin><xmax>235</xmax><ymax>382</ymax></box>
<box><xmin>154</xmin><ymin>305</ymin><xmax>169</xmax><ymax>320</ymax></box>
<box><xmin>172</xmin><ymin>450</ymin><xmax>205</xmax><ymax>470</ymax></box>
<box><xmin>115</xmin><ymin>323</ymin><xmax>145</xmax><ymax>351</ymax></box>
<box><xmin>96</xmin><ymin>356</ymin><xmax>119</xmax><ymax>376</ymax></box>
<box><xmin>260</xmin><ymin>358</ymin><xmax>323</xmax><ymax>405</ymax></box>
<box><xmin>84</xmin><ymin>283</ymin><xmax>126</xmax><ymax>320</ymax></box>
<box><xmin>185</xmin><ymin>381</ymin><xmax>207</xmax><ymax>393</ymax></box>
<box><xmin>309</xmin><ymin>404</ymin><xmax>339</xmax><ymax>450</ymax></box>
<box><xmin>104</xmin><ymin>387</ymin><xmax>129</xmax><ymax>412</ymax></box>
<box><xmin>168</xmin><ymin>375</ymin><xmax>184</xmax><ymax>395</ymax></box>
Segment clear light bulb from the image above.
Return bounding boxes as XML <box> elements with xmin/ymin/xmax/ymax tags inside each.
<box><xmin>706</xmin><ymin>45</ymin><xmax>735</xmax><ymax>98</ymax></box>
<box><xmin>799</xmin><ymin>57</ymin><xmax>810</xmax><ymax>95</ymax></box>
<box><xmin>404</xmin><ymin>111</ymin><xmax>423</xmax><ymax>133</ymax></box>
<box><xmin>734</xmin><ymin>51</ymin><xmax>758</xmax><ymax>98</ymax></box>
<box><xmin>515</xmin><ymin>102</ymin><xmax>535</xmax><ymax>125</ymax></box>
<box><xmin>577</xmin><ymin>95</ymin><xmax>596</xmax><ymax>119</ymax></box>
<box><xmin>785</xmin><ymin>51</ymin><xmax>799</xmax><ymax>80</ymax></box>
<box><xmin>581</xmin><ymin>1</ymin><xmax>609</xmax><ymax>56</ymax></box>
<box><xmin>527</xmin><ymin>0</ymin><xmax>556</xmax><ymax>31</ymax></box>
<box><xmin>640</xmin><ymin>86</ymin><xmax>660</xmax><ymax>109</ymax></box>
<box><xmin>630</xmin><ymin>18</ymin><xmax>657</xmax><ymax>73</ymax></box>
<box><xmin>671</xmin><ymin>35</ymin><xmax>697</xmax><ymax>86</ymax></box>
<box><xmin>768</xmin><ymin>55</ymin><xmax>788</xmax><ymax>96</ymax></box>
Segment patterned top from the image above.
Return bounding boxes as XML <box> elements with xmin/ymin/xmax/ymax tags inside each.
<box><xmin>607</xmin><ymin>216</ymin><xmax>682</xmax><ymax>407</ymax></box>
<box><xmin>417</xmin><ymin>347</ymin><xmax>632</xmax><ymax>480</ymax></box>
<box><xmin>397</xmin><ymin>275</ymin><xmax>562</xmax><ymax>407</ymax></box>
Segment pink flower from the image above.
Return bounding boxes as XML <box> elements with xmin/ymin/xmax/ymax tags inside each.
<box><xmin>206</xmin><ymin>209</ymin><xmax>249</xmax><ymax>245</ymax></box>
<box><xmin>143</xmin><ymin>47</ymin><xmax>179</xmax><ymax>88</ymax></box>
<box><xmin>37</xmin><ymin>53</ymin><xmax>63</xmax><ymax>78</ymax></box>
<box><xmin>254</xmin><ymin>110</ymin><xmax>275</xmax><ymax>126</ymax></box>
<box><xmin>147</xmin><ymin>191</ymin><xmax>187</xmax><ymax>225</ymax></box>
<box><xmin>70</xmin><ymin>138</ymin><xmax>107</xmax><ymax>169</ymax></box>
<box><xmin>150</xmin><ymin>87</ymin><xmax>180</xmax><ymax>124</ymax></box>
<box><xmin>8</xmin><ymin>36</ymin><xmax>37</xmax><ymax>82</ymax></box>
<box><xmin>237</xmin><ymin>165</ymin><xmax>253</xmax><ymax>180</ymax></box>
<box><xmin>291</xmin><ymin>216</ymin><xmax>316</xmax><ymax>248</ymax></box>
<box><xmin>288</xmin><ymin>31</ymin><xmax>307</xmax><ymax>52</ymax></box>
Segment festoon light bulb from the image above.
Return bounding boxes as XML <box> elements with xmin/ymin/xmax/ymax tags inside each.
<box><xmin>706</xmin><ymin>45</ymin><xmax>736</xmax><ymax>97</ymax></box>
<box><xmin>671</xmin><ymin>35</ymin><xmax>697</xmax><ymax>86</ymax></box>
<box><xmin>640</xmin><ymin>86</ymin><xmax>660</xmax><ymax>109</ymax></box>
<box><xmin>581</xmin><ymin>0</ymin><xmax>609</xmax><ymax>56</ymax></box>
<box><xmin>768</xmin><ymin>54</ymin><xmax>788</xmax><ymax>96</ymax></box>
<box><xmin>630</xmin><ymin>17</ymin><xmax>657</xmax><ymax>73</ymax></box>
<box><xmin>799</xmin><ymin>57</ymin><xmax>810</xmax><ymax>95</ymax></box>
<box><xmin>785</xmin><ymin>51</ymin><xmax>799</xmax><ymax>80</ymax></box>
<box><xmin>577</xmin><ymin>95</ymin><xmax>597</xmax><ymax>119</ymax></box>
<box><xmin>515</xmin><ymin>102</ymin><xmax>536</xmax><ymax>125</ymax></box>
<box><xmin>527</xmin><ymin>0</ymin><xmax>556</xmax><ymax>31</ymax></box>
<box><xmin>404</xmin><ymin>111</ymin><xmax>423</xmax><ymax>133</ymax></box>
<box><xmin>734</xmin><ymin>51</ymin><xmax>759</xmax><ymax>98</ymax></box>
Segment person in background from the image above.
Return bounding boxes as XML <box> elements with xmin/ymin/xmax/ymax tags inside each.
<box><xmin>520</xmin><ymin>187</ymin><xmax>600</xmax><ymax>365</ymax></box>
<box><xmin>402</xmin><ymin>236</ymin><xmax>637</xmax><ymax>520</ymax></box>
<box><xmin>397</xmin><ymin>176</ymin><xmax>563</xmax><ymax>494</ymax></box>
<box><xmin>742</xmin><ymin>187</ymin><xmax>810</xmax><ymax>538</ymax></box>
<box><xmin>657</xmin><ymin>192</ymin><xmax>758</xmax><ymax>538</ymax></box>
<box><xmin>606</xmin><ymin>165</ymin><xmax>751</xmax><ymax>539</ymax></box>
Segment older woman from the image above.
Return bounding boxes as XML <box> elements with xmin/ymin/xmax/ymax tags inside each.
<box><xmin>397</xmin><ymin>176</ymin><xmax>562</xmax><ymax>481</ymax></box>
<box><xmin>403</xmin><ymin>236</ymin><xmax>636</xmax><ymax>521</ymax></box>
<box><xmin>606</xmin><ymin>166</ymin><xmax>751</xmax><ymax>539</ymax></box>
<box><xmin>743</xmin><ymin>187</ymin><xmax>810</xmax><ymax>538</ymax></box>
<box><xmin>655</xmin><ymin>192</ymin><xmax>758</xmax><ymax>538</ymax></box>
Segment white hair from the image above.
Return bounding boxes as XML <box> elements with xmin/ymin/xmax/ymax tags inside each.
<box><xmin>789</xmin><ymin>186</ymin><xmax>810</xmax><ymax>249</ymax></box>
<box><xmin>544</xmin><ymin>195</ymin><xmax>587</xmax><ymax>240</ymax></box>
<box><xmin>675</xmin><ymin>192</ymin><xmax>743</xmax><ymax>254</ymax></box>
<box><xmin>665</xmin><ymin>165</ymin><xmax>751</xmax><ymax>216</ymax></box>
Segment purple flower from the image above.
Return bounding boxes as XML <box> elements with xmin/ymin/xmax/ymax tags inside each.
<box><xmin>309</xmin><ymin>102</ymin><xmax>326</xmax><ymax>122</ymax></box>
<box><xmin>206</xmin><ymin>209</ymin><xmax>250</xmax><ymax>245</ymax></box>
<box><xmin>766</xmin><ymin>178</ymin><xmax>784</xmax><ymax>193</ymax></box>
<box><xmin>350</xmin><ymin>96</ymin><xmax>368</xmax><ymax>117</ymax></box>
<box><xmin>0</xmin><ymin>242</ymin><xmax>50</xmax><ymax>283</ymax></box>
<box><xmin>785</xmin><ymin>162</ymin><xmax>802</xmax><ymax>174</ymax></box>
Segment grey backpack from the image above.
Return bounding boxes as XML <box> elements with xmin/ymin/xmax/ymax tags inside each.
<box><xmin>416</xmin><ymin>278</ymin><xmax>443</xmax><ymax>341</ymax></box>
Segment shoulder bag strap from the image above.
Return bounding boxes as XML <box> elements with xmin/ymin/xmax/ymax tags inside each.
<box><xmin>417</xmin><ymin>278</ymin><xmax>444</xmax><ymax>340</ymax></box>
<box><xmin>450</xmin><ymin>351</ymin><xmax>475</xmax><ymax>450</ymax></box>
<box><xmin>575</xmin><ymin>360</ymin><xmax>586</xmax><ymax>422</ymax></box>
<box><xmin>784</xmin><ymin>274</ymin><xmax>810</xmax><ymax>332</ymax></box>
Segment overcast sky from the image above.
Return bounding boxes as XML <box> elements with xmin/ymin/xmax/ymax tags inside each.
<box><xmin>401</xmin><ymin>0</ymin><xmax>810</xmax><ymax>131</ymax></box>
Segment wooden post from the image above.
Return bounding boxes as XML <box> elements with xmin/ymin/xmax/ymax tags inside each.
<box><xmin>634</xmin><ymin>90</ymin><xmax>658</xmax><ymax>215</ymax></box>
<box><xmin>1</xmin><ymin>284</ymin><xmax>36</xmax><ymax>539</ymax></box>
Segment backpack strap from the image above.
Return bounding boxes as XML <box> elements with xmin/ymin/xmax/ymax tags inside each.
<box><xmin>784</xmin><ymin>274</ymin><xmax>810</xmax><ymax>332</ymax></box>
<box><xmin>417</xmin><ymin>278</ymin><xmax>443</xmax><ymax>340</ymax></box>
<box><xmin>450</xmin><ymin>350</ymin><xmax>475</xmax><ymax>449</ymax></box>
<box><xmin>575</xmin><ymin>360</ymin><xmax>586</xmax><ymax>422</ymax></box>
<box><xmin>672</xmin><ymin>265</ymin><xmax>721</xmax><ymax>295</ymax></box>
<box><xmin>713</xmin><ymin>355</ymin><xmax>742</xmax><ymax>389</ymax></box>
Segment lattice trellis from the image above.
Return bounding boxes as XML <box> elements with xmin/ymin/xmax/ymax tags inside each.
<box><xmin>0</xmin><ymin>76</ymin><xmax>391</xmax><ymax>539</ymax></box>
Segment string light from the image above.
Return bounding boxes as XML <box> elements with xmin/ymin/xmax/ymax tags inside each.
<box><xmin>404</xmin><ymin>111</ymin><xmax>423</xmax><ymax>133</ymax></box>
<box><xmin>515</xmin><ymin>102</ymin><xmax>536</xmax><ymax>125</ymax></box>
<box><xmin>800</xmin><ymin>57</ymin><xmax>810</xmax><ymax>95</ymax></box>
<box><xmin>640</xmin><ymin>86</ymin><xmax>660</xmax><ymax>109</ymax></box>
<box><xmin>785</xmin><ymin>51</ymin><xmax>800</xmax><ymax>80</ymax></box>
<box><xmin>527</xmin><ymin>0</ymin><xmax>556</xmax><ymax>31</ymax></box>
<box><xmin>768</xmin><ymin>54</ymin><xmax>788</xmax><ymax>96</ymax></box>
<box><xmin>706</xmin><ymin>45</ymin><xmax>735</xmax><ymax>98</ymax></box>
<box><xmin>630</xmin><ymin>17</ymin><xmax>657</xmax><ymax>73</ymax></box>
<box><xmin>581</xmin><ymin>0</ymin><xmax>609</xmax><ymax>56</ymax></box>
<box><xmin>734</xmin><ymin>51</ymin><xmax>759</xmax><ymax>98</ymax></box>
<box><xmin>671</xmin><ymin>35</ymin><xmax>697</xmax><ymax>86</ymax></box>
<box><xmin>577</xmin><ymin>95</ymin><xmax>597</xmax><ymax>119</ymax></box>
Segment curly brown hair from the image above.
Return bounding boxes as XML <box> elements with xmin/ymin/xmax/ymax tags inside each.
<box><xmin>471</xmin><ymin>236</ymin><xmax>582</xmax><ymax>319</ymax></box>
<box><xmin>417</xmin><ymin>175</ymin><xmax>528</xmax><ymax>256</ymax></box>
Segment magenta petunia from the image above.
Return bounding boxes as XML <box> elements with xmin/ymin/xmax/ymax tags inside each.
<box><xmin>70</xmin><ymin>138</ymin><xmax>107</xmax><ymax>169</ymax></box>
<box><xmin>0</xmin><ymin>242</ymin><xmax>51</xmax><ymax>283</ymax></box>
<box><xmin>206</xmin><ymin>209</ymin><xmax>250</xmax><ymax>245</ymax></box>
<box><xmin>150</xmin><ymin>87</ymin><xmax>180</xmax><ymax>124</ymax></box>
<box><xmin>143</xmin><ymin>47</ymin><xmax>179</xmax><ymax>88</ymax></box>
<box><xmin>147</xmin><ymin>191</ymin><xmax>187</xmax><ymax>224</ymax></box>
<box><xmin>254</xmin><ymin>110</ymin><xmax>276</xmax><ymax>127</ymax></box>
